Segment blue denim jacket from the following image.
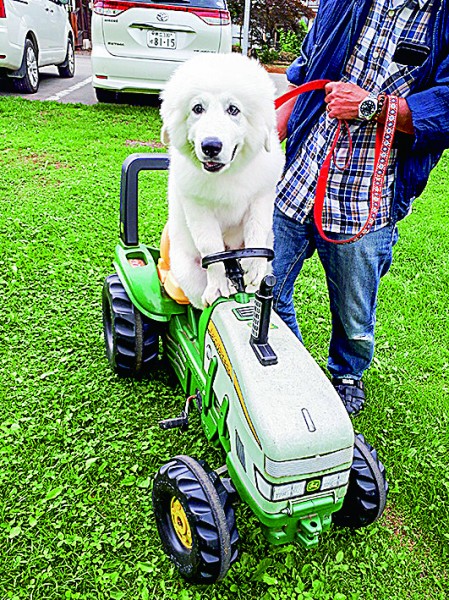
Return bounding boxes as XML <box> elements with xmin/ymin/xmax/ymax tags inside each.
<box><xmin>285</xmin><ymin>0</ymin><xmax>449</xmax><ymax>223</ymax></box>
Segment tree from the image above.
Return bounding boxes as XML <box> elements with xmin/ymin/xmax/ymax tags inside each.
<box><xmin>228</xmin><ymin>0</ymin><xmax>315</xmax><ymax>47</ymax></box>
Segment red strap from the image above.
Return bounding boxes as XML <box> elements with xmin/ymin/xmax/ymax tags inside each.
<box><xmin>275</xmin><ymin>81</ymin><xmax>399</xmax><ymax>245</ymax></box>
<box><xmin>274</xmin><ymin>79</ymin><xmax>330</xmax><ymax>109</ymax></box>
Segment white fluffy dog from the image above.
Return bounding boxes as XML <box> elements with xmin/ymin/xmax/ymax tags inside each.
<box><xmin>160</xmin><ymin>53</ymin><xmax>284</xmax><ymax>308</ymax></box>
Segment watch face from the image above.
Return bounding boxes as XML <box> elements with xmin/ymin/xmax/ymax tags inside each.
<box><xmin>359</xmin><ymin>98</ymin><xmax>377</xmax><ymax>119</ymax></box>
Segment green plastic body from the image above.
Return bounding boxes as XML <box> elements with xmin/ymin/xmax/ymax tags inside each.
<box><xmin>113</xmin><ymin>242</ymin><xmax>354</xmax><ymax>548</ymax></box>
<box><xmin>113</xmin><ymin>242</ymin><xmax>184</xmax><ymax>322</ymax></box>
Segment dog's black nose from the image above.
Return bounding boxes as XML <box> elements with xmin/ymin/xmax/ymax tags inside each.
<box><xmin>201</xmin><ymin>137</ymin><xmax>223</xmax><ymax>158</ymax></box>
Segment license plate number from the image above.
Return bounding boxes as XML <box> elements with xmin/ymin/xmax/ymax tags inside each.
<box><xmin>147</xmin><ymin>31</ymin><xmax>177</xmax><ymax>49</ymax></box>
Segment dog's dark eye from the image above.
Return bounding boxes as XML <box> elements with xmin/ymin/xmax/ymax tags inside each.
<box><xmin>192</xmin><ymin>104</ymin><xmax>204</xmax><ymax>115</ymax></box>
<box><xmin>227</xmin><ymin>104</ymin><xmax>240</xmax><ymax>116</ymax></box>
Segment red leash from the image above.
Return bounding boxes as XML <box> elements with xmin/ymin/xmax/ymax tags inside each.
<box><xmin>274</xmin><ymin>79</ymin><xmax>331</xmax><ymax>109</ymax></box>
<box><xmin>275</xmin><ymin>81</ymin><xmax>399</xmax><ymax>244</ymax></box>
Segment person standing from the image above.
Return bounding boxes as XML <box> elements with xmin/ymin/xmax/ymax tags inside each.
<box><xmin>274</xmin><ymin>0</ymin><xmax>449</xmax><ymax>415</ymax></box>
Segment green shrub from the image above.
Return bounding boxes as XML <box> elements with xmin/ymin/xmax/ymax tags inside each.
<box><xmin>279</xmin><ymin>26</ymin><xmax>307</xmax><ymax>55</ymax></box>
<box><xmin>258</xmin><ymin>45</ymin><xmax>280</xmax><ymax>64</ymax></box>
<box><xmin>278</xmin><ymin>50</ymin><xmax>297</xmax><ymax>64</ymax></box>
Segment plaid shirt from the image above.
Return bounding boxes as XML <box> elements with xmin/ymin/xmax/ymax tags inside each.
<box><xmin>277</xmin><ymin>0</ymin><xmax>433</xmax><ymax>234</ymax></box>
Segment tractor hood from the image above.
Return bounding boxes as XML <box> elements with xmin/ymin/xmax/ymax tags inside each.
<box><xmin>203</xmin><ymin>299</ymin><xmax>354</xmax><ymax>475</ymax></box>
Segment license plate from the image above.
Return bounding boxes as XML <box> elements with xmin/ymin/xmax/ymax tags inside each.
<box><xmin>147</xmin><ymin>31</ymin><xmax>177</xmax><ymax>49</ymax></box>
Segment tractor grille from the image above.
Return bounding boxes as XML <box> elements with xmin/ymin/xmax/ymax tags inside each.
<box><xmin>235</xmin><ymin>430</ymin><xmax>246</xmax><ymax>471</ymax></box>
<box><xmin>265</xmin><ymin>446</ymin><xmax>353</xmax><ymax>478</ymax></box>
<box><xmin>232</xmin><ymin>306</ymin><xmax>254</xmax><ymax>321</ymax></box>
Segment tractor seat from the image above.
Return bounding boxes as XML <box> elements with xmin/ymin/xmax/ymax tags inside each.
<box><xmin>157</xmin><ymin>224</ymin><xmax>190</xmax><ymax>305</ymax></box>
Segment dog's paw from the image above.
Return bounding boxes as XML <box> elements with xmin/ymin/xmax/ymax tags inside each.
<box><xmin>243</xmin><ymin>258</ymin><xmax>268</xmax><ymax>292</ymax></box>
<box><xmin>201</xmin><ymin>281</ymin><xmax>231</xmax><ymax>306</ymax></box>
<box><xmin>202</xmin><ymin>264</ymin><xmax>231</xmax><ymax>306</ymax></box>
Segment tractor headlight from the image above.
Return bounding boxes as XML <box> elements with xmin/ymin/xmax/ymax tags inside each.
<box><xmin>272</xmin><ymin>480</ymin><xmax>307</xmax><ymax>502</ymax></box>
<box><xmin>255</xmin><ymin>468</ymin><xmax>306</xmax><ymax>501</ymax></box>
<box><xmin>254</xmin><ymin>468</ymin><xmax>350</xmax><ymax>502</ymax></box>
<box><xmin>321</xmin><ymin>470</ymin><xmax>350</xmax><ymax>491</ymax></box>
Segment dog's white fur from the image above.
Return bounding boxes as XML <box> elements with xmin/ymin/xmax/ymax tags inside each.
<box><xmin>160</xmin><ymin>53</ymin><xmax>284</xmax><ymax>308</ymax></box>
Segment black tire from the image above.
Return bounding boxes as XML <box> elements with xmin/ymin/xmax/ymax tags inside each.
<box><xmin>333</xmin><ymin>433</ymin><xmax>388</xmax><ymax>529</ymax></box>
<box><xmin>58</xmin><ymin>38</ymin><xmax>75</xmax><ymax>78</ymax></box>
<box><xmin>13</xmin><ymin>39</ymin><xmax>39</xmax><ymax>94</ymax></box>
<box><xmin>152</xmin><ymin>455</ymin><xmax>239</xmax><ymax>584</ymax></box>
<box><xmin>95</xmin><ymin>88</ymin><xmax>117</xmax><ymax>103</ymax></box>
<box><xmin>102</xmin><ymin>273</ymin><xmax>159</xmax><ymax>377</ymax></box>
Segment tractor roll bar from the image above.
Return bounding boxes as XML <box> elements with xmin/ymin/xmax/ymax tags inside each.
<box><xmin>120</xmin><ymin>153</ymin><xmax>170</xmax><ymax>247</ymax></box>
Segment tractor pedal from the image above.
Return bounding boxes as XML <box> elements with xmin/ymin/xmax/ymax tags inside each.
<box><xmin>220</xmin><ymin>477</ymin><xmax>239</xmax><ymax>503</ymax></box>
<box><xmin>159</xmin><ymin>411</ymin><xmax>188</xmax><ymax>431</ymax></box>
<box><xmin>221</xmin><ymin>477</ymin><xmax>238</xmax><ymax>497</ymax></box>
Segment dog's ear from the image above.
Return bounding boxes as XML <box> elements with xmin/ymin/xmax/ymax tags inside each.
<box><xmin>161</xmin><ymin>124</ymin><xmax>170</xmax><ymax>146</ymax></box>
<box><xmin>264</xmin><ymin>129</ymin><xmax>272</xmax><ymax>153</ymax></box>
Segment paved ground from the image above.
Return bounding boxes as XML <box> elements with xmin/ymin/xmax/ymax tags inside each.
<box><xmin>0</xmin><ymin>53</ymin><xmax>288</xmax><ymax>105</ymax></box>
<box><xmin>0</xmin><ymin>53</ymin><xmax>96</xmax><ymax>104</ymax></box>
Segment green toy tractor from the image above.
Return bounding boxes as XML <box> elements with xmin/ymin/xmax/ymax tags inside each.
<box><xmin>102</xmin><ymin>154</ymin><xmax>388</xmax><ymax>584</ymax></box>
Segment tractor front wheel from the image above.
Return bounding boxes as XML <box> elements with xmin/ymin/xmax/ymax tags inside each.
<box><xmin>152</xmin><ymin>455</ymin><xmax>239</xmax><ymax>583</ymax></box>
<box><xmin>102</xmin><ymin>273</ymin><xmax>159</xmax><ymax>377</ymax></box>
<box><xmin>333</xmin><ymin>433</ymin><xmax>388</xmax><ymax>529</ymax></box>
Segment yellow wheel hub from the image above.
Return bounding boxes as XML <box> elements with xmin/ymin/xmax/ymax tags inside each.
<box><xmin>170</xmin><ymin>497</ymin><xmax>192</xmax><ymax>549</ymax></box>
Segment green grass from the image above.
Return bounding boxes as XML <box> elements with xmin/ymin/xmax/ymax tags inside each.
<box><xmin>0</xmin><ymin>96</ymin><xmax>448</xmax><ymax>600</ymax></box>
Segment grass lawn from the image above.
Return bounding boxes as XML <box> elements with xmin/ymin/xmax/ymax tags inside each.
<box><xmin>0</xmin><ymin>96</ymin><xmax>448</xmax><ymax>600</ymax></box>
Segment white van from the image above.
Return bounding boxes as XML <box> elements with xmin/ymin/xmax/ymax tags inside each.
<box><xmin>0</xmin><ymin>0</ymin><xmax>75</xmax><ymax>93</ymax></box>
<box><xmin>91</xmin><ymin>0</ymin><xmax>232</xmax><ymax>102</ymax></box>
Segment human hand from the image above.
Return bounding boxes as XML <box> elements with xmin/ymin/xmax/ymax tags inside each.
<box><xmin>324</xmin><ymin>81</ymin><xmax>370</xmax><ymax>120</ymax></box>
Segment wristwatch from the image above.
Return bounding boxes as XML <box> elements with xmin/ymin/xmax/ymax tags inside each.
<box><xmin>358</xmin><ymin>95</ymin><xmax>378</xmax><ymax>120</ymax></box>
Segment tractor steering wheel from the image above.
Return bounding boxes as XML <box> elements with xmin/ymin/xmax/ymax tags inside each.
<box><xmin>201</xmin><ymin>248</ymin><xmax>274</xmax><ymax>293</ymax></box>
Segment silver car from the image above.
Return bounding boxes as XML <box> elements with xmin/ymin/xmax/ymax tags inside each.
<box><xmin>91</xmin><ymin>0</ymin><xmax>232</xmax><ymax>102</ymax></box>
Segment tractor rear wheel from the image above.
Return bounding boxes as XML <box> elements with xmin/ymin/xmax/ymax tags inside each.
<box><xmin>333</xmin><ymin>433</ymin><xmax>388</xmax><ymax>529</ymax></box>
<box><xmin>102</xmin><ymin>273</ymin><xmax>159</xmax><ymax>376</ymax></box>
<box><xmin>152</xmin><ymin>455</ymin><xmax>239</xmax><ymax>583</ymax></box>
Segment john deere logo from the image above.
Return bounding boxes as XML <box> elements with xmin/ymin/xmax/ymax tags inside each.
<box><xmin>306</xmin><ymin>479</ymin><xmax>321</xmax><ymax>493</ymax></box>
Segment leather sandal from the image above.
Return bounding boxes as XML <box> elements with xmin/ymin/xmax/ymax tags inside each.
<box><xmin>332</xmin><ymin>377</ymin><xmax>365</xmax><ymax>416</ymax></box>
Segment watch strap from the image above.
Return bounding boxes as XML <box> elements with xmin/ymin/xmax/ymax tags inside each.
<box><xmin>375</xmin><ymin>92</ymin><xmax>387</xmax><ymax>119</ymax></box>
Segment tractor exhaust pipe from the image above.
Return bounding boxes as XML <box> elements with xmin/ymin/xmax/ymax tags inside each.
<box><xmin>250</xmin><ymin>274</ymin><xmax>278</xmax><ymax>366</ymax></box>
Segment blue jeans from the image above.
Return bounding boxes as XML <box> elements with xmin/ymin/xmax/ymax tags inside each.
<box><xmin>272</xmin><ymin>206</ymin><xmax>399</xmax><ymax>380</ymax></box>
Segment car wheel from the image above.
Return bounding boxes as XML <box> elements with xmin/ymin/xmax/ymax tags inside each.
<box><xmin>333</xmin><ymin>433</ymin><xmax>388</xmax><ymax>529</ymax></box>
<box><xmin>58</xmin><ymin>38</ymin><xmax>75</xmax><ymax>78</ymax></box>
<box><xmin>102</xmin><ymin>273</ymin><xmax>159</xmax><ymax>377</ymax></box>
<box><xmin>152</xmin><ymin>455</ymin><xmax>239</xmax><ymax>584</ymax></box>
<box><xmin>95</xmin><ymin>88</ymin><xmax>117</xmax><ymax>103</ymax></box>
<box><xmin>13</xmin><ymin>39</ymin><xmax>39</xmax><ymax>94</ymax></box>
